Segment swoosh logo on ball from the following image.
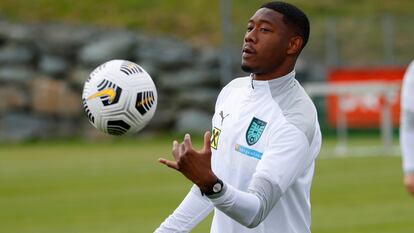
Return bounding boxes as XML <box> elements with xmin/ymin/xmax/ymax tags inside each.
<box><xmin>87</xmin><ymin>88</ymin><xmax>116</xmax><ymax>103</ymax></box>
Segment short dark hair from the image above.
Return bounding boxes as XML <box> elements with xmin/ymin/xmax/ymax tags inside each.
<box><xmin>261</xmin><ymin>1</ymin><xmax>310</xmax><ymax>49</ymax></box>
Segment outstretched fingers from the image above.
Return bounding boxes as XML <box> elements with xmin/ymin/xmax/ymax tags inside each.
<box><xmin>158</xmin><ymin>158</ymin><xmax>179</xmax><ymax>170</ymax></box>
<box><xmin>183</xmin><ymin>133</ymin><xmax>193</xmax><ymax>150</ymax></box>
<box><xmin>161</xmin><ymin>140</ymin><xmax>181</xmax><ymax>171</ymax></box>
<box><xmin>171</xmin><ymin>140</ymin><xmax>180</xmax><ymax>161</ymax></box>
<box><xmin>203</xmin><ymin>131</ymin><xmax>211</xmax><ymax>153</ymax></box>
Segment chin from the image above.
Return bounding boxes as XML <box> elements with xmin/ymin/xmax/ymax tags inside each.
<box><xmin>241</xmin><ymin>63</ymin><xmax>256</xmax><ymax>73</ymax></box>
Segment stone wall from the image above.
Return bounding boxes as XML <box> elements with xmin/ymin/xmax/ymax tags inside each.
<box><xmin>0</xmin><ymin>20</ymin><xmax>228</xmax><ymax>141</ymax></box>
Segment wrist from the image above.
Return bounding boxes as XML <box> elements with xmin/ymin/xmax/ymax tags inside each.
<box><xmin>200</xmin><ymin>177</ymin><xmax>224</xmax><ymax>196</ymax></box>
<box><xmin>198</xmin><ymin>174</ymin><xmax>218</xmax><ymax>193</ymax></box>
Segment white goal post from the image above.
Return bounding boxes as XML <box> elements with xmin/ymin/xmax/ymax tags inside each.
<box><xmin>303</xmin><ymin>82</ymin><xmax>401</xmax><ymax>156</ymax></box>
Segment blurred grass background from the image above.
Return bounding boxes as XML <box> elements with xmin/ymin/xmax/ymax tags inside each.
<box><xmin>0</xmin><ymin>1</ymin><xmax>413</xmax><ymax>232</ymax></box>
<box><xmin>1</xmin><ymin>136</ymin><xmax>413</xmax><ymax>233</ymax></box>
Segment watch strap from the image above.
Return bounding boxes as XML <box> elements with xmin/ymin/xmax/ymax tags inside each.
<box><xmin>201</xmin><ymin>178</ymin><xmax>224</xmax><ymax>197</ymax></box>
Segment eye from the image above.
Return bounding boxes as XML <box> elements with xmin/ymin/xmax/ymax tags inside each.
<box><xmin>260</xmin><ymin>28</ymin><xmax>271</xmax><ymax>32</ymax></box>
<box><xmin>246</xmin><ymin>26</ymin><xmax>253</xmax><ymax>32</ymax></box>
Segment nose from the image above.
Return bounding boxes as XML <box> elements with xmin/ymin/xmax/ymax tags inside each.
<box><xmin>244</xmin><ymin>29</ymin><xmax>257</xmax><ymax>44</ymax></box>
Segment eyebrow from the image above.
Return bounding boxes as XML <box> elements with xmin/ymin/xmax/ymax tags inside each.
<box><xmin>248</xmin><ymin>19</ymin><xmax>275</xmax><ymax>26</ymax></box>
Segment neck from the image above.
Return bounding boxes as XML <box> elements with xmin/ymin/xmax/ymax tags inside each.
<box><xmin>253</xmin><ymin>60</ymin><xmax>296</xmax><ymax>81</ymax></box>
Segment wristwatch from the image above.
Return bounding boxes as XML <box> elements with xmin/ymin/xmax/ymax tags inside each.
<box><xmin>203</xmin><ymin>178</ymin><xmax>224</xmax><ymax>196</ymax></box>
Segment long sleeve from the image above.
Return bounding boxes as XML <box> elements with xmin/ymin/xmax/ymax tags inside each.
<box><xmin>208</xmin><ymin>122</ymin><xmax>318</xmax><ymax>228</ymax></box>
<box><xmin>201</xmin><ymin>73</ymin><xmax>321</xmax><ymax>232</ymax></box>
<box><xmin>155</xmin><ymin>185</ymin><xmax>214</xmax><ymax>233</ymax></box>
<box><xmin>401</xmin><ymin>61</ymin><xmax>414</xmax><ymax>173</ymax></box>
<box><xmin>401</xmin><ymin>116</ymin><xmax>414</xmax><ymax>173</ymax></box>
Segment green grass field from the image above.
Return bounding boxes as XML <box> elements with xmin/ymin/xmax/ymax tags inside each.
<box><xmin>0</xmin><ymin>136</ymin><xmax>413</xmax><ymax>233</ymax></box>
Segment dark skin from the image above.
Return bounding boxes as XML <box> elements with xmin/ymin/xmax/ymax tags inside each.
<box><xmin>159</xmin><ymin>8</ymin><xmax>305</xmax><ymax>193</ymax></box>
<box><xmin>242</xmin><ymin>8</ymin><xmax>303</xmax><ymax>80</ymax></box>
<box><xmin>159</xmin><ymin>132</ymin><xmax>215</xmax><ymax>193</ymax></box>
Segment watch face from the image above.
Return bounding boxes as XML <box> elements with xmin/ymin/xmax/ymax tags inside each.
<box><xmin>213</xmin><ymin>182</ymin><xmax>222</xmax><ymax>193</ymax></box>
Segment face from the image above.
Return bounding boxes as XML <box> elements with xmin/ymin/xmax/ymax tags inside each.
<box><xmin>241</xmin><ymin>8</ymin><xmax>294</xmax><ymax>75</ymax></box>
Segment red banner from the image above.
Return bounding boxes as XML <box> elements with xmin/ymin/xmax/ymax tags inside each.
<box><xmin>327</xmin><ymin>68</ymin><xmax>405</xmax><ymax>128</ymax></box>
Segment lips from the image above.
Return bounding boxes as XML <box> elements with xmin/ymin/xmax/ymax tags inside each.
<box><xmin>242</xmin><ymin>44</ymin><xmax>257</xmax><ymax>58</ymax></box>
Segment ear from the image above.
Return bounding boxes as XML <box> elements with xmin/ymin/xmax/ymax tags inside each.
<box><xmin>286</xmin><ymin>36</ymin><xmax>303</xmax><ymax>55</ymax></box>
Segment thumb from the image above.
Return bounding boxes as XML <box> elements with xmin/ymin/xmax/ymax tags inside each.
<box><xmin>203</xmin><ymin>131</ymin><xmax>211</xmax><ymax>152</ymax></box>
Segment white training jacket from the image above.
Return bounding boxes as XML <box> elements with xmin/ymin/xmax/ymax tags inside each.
<box><xmin>401</xmin><ymin>60</ymin><xmax>414</xmax><ymax>174</ymax></box>
<box><xmin>155</xmin><ymin>70</ymin><xmax>322</xmax><ymax>233</ymax></box>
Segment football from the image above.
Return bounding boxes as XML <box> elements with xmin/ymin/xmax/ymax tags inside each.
<box><xmin>82</xmin><ymin>60</ymin><xmax>157</xmax><ymax>135</ymax></box>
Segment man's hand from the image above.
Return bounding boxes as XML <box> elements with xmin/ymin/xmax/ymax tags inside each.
<box><xmin>159</xmin><ymin>131</ymin><xmax>218</xmax><ymax>193</ymax></box>
<box><xmin>404</xmin><ymin>173</ymin><xmax>414</xmax><ymax>196</ymax></box>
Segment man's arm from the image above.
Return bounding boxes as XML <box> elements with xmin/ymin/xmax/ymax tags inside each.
<box><xmin>159</xmin><ymin>124</ymin><xmax>316</xmax><ymax>228</ymax></box>
<box><xmin>158</xmin><ymin>132</ymin><xmax>262</xmax><ymax>228</ymax></box>
<box><xmin>207</xmin><ymin>124</ymin><xmax>315</xmax><ymax>228</ymax></box>
<box><xmin>400</xmin><ymin>108</ymin><xmax>414</xmax><ymax>196</ymax></box>
<box><xmin>401</xmin><ymin>61</ymin><xmax>414</xmax><ymax>196</ymax></box>
<box><xmin>155</xmin><ymin>185</ymin><xmax>213</xmax><ymax>232</ymax></box>
<box><xmin>159</xmin><ymin>132</ymin><xmax>219</xmax><ymax>196</ymax></box>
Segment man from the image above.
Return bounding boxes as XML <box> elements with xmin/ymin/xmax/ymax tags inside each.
<box><xmin>400</xmin><ymin>60</ymin><xmax>414</xmax><ymax>196</ymax></box>
<box><xmin>156</xmin><ymin>1</ymin><xmax>321</xmax><ymax>232</ymax></box>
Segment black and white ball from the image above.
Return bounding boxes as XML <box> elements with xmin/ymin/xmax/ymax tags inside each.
<box><xmin>82</xmin><ymin>60</ymin><xmax>157</xmax><ymax>135</ymax></box>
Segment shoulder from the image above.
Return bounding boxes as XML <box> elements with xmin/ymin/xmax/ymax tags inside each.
<box><xmin>403</xmin><ymin>60</ymin><xmax>414</xmax><ymax>87</ymax></box>
<box><xmin>226</xmin><ymin>76</ymin><xmax>251</xmax><ymax>88</ymax></box>
<box><xmin>404</xmin><ymin>60</ymin><xmax>414</xmax><ymax>79</ymax></box>
<box><xmin>270</xmin><ymin>80</ymin><xmax>318</xmax><ymax>145</ymax></box>
<box><xmin>402</xmin><ymin>61</ymin><xmax>414</xmax><ymax>111</ymax></box>
<box><xmin>216</xmin><ymin>76</ymin><xmax>250</xmax><ymax>102</ymax></box>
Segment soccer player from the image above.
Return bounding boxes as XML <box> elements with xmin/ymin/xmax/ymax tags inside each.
<box><xmin>156</xmin><ymin>1</ymin><xmax>321</xmax><ymax>232</ymax></box>
<box><xmin>400</xmin><ymin>60</ymin><xmax>414</xmax><ymax>196</ymax></box>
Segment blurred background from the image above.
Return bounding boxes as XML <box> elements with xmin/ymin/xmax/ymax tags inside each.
<box><xmin>0</xmin><ymin>1</ymin><xmax>413</xmax><ymax>233</ymax></box>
